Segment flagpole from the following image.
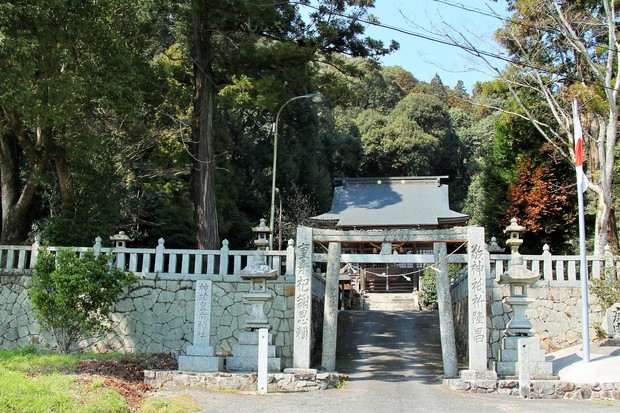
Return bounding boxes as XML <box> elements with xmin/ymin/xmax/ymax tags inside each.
<box><xmin>577</xmin><ymin>175</ymin><xmax>590</xmax><ymax>363</ymax></box>
<box><xmin>573</xmin><ymin>98</ymin><xmax>590</xmax><ymax>363</ymax></box>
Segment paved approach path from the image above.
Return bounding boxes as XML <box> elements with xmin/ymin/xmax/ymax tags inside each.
<box><xmin>181</xmin><ymin>310</ymin><xmax>620</xmax><ymax>412</ymax></box>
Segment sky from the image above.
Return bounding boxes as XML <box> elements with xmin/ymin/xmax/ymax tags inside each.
<box><xmin>360</xmin><ymin>0</ymin><xmax>510</xmax><ymax>93</ymax></box>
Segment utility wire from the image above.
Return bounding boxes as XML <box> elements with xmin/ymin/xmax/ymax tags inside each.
<box><xmin>297</xmin><ymin>1</ymin><xmax>514</xmax><ymax>65</ymax></box>
<box><xmin>295</xmin><ymin>1</ymin><xmax>618</xmax><ymax>92</ymax></box>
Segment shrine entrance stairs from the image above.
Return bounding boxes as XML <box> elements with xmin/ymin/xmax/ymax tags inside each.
<box><xmin>362</xmin><ymin>292</ymin><xmax>420</xmax><ymax>311</ymax></box>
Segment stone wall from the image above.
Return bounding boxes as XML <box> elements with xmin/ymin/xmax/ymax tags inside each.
<box><xmin>451</xmin><ymin>272</ymin><xmax>604</xmax><ymax>367</ymax></box>
<box><xmin>0</xmin><ymin>273</ymin><xmax>49</xmax><ymax>348</ymax></box>
<box><xmin>0</xmin><ymin>271</ymin><xmax>300</xmax><ymax>368</ymax></box>
<box><xmin>145</xmin><ymin>369</ymin><xmax>343</xmax><ymax>392</ymax></box>
<box><xmin>488</xmin><ymin>280</ymin><xmax>604</xmax><ymax>362</ymax></box>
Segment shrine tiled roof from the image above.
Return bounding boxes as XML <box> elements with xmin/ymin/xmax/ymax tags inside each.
<box><xmin>310</xmin><ymin>176</ymin><xmax>469</xmax><ymax>229</ymax></box>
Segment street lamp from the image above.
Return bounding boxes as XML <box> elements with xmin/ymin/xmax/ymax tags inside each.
<box><xmin>269</xmin><ymin>92</ymin><xmax>322</xmax><ymax>250</ymax></box>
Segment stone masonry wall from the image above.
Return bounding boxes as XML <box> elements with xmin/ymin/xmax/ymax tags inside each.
<box><xmin>487</xmin><ymin>279</ymin><xmax>603</xmax><ymax>363</ymax></box>
<box><xmin>0</xmin><ymin>271</ymin><xmax>297</xmax><ymax>367</ymax></box>
<box><xmin>451</xmin><ymin>274</ymin><xmax>604</xmax><ymax>368</ymax></box>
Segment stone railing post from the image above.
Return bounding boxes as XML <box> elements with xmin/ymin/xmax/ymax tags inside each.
<box><xmin>154</xmin><ymin>238</ymin><xmax>165</xmax><ymax>273</ymax></box>
<box><xmin>285</xmin><ymin>239</ymin><xmax>295</xmax><ymax>276</ymax></box>
<box><xmin>30</xmin><ymin>235</ymin><xmax>41</xmax><ymax>268</ymax></box>
<box><xmin>93</xmin><ymin>236</ymin><xmax>102</xmax><ymax>256</ymax></box>
<box><xmin>542</xmin><ymin>244</ymin><xmax>552</xmax><ymax>281</ymax></box>
<box><xmin>219</xmin><ymin>239</ymin><xmax>229</xmax><ymax>275</ymax></box>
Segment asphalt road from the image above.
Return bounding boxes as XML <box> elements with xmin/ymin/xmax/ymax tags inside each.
<box><xmin>180</xmin><ymin>310</ymin><xmax>620</xmax><ymax>413</ymax></box>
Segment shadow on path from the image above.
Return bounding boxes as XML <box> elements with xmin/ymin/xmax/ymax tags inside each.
<box><xmin>336</xmin><ymin>310</ymin><xmax>443</xmax><ymax>385</ymax></box>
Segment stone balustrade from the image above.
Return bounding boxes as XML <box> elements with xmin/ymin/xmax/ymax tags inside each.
<box><xmin>0</xmin><ymin>237</ymin><xmax>616</xmax><ymax>371</ymax></box>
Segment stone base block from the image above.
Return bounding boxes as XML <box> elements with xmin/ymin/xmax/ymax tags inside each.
<box><xmin>231</xmin><ymin>344</ymin><xmax>277</xmax><ymax>358</ymax></box>
<box><xmin>496</xmin><ymin>361</ymin><xmax>553</xmax><ymax>377</ymax></box>
<box><xmin>500</xmin><ymin>337</ymin><xmax>546</xmax><ymax>357</ymax></box>
<box><xmin>459</xmin><ymin>369</ymin><xmax>498</xmax><ymax>381</ymax></box>
<box><xmin>178</xmin><ymin>355</ymin><xmax>223</xmax><ymax>372</ymax></box>
<box><xmin>496</xmin><ymin>336</ymin><xmax>553</xmax><ymax>378</ymax></box>
<box><xmin>186</xmin><ymin>345</ymin><xmax>217</xmax><ymax>356</ymax></box>
<box><xmin>226</xmin><ymin>356</ymin><xmax>282</xmax><ymax>372</ymax></box>
<box><xmin>238</xmin><ymin>331</ymin><xmax>274</xmax><ymax>345</ymax></box>
<box><xmin>283</xmin><ymin>368</ymin><xmax>318</xmax><ymax>375</ymax></box>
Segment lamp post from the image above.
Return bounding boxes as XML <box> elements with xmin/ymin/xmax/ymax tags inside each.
<box><xmin>269</xmin><ymin>92</ymin><xmax>322</xmax><ymax>250</ymax></box>
<box><xmin>276</xmin><ymin>187</ymin><xmax>283</xmax><ymax>251</ymax></box>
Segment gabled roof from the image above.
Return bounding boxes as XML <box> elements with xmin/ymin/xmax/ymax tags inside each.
<box><xmin>310</xmin><ymin>176</ymin><xmax>469</xmax><ymax>229</ymax></box>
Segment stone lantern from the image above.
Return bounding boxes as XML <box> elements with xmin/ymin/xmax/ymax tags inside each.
<box><xmin>495</xmin><ymin>218</ymin><xmax>552</xmax><ymax>379</ymax></box>
<box><xmin>252</xmin><ymin>218</ymin><xmax>271</xmax><ymax>251</ymax></box>
<box><xmin>504</xmin><ymin>217</ymin><xmax>524</xmax><ymax>256</ymax></box>
<box><xmin>110</xmin><ymin>231</ymin><xmax>132</xmax><ymax>248</ymax></box>
<box><xmin>240</xmin><ymin>218</ymin><xmax>278</xmax><ymax>329</ymax></box>
<box><xmin>497</xmin><ymin>218</ymin><xmax>539</xmax><ymax>336</ymax></box>
<box><xmin>238</xmin><ymin>252</ymin><xmax>277</xmax><ymax>330</ymax></box>
<box><xmin>226</xmin><ymin>220</ymin><xmax>282</xmax><ymax>373</ymax></box>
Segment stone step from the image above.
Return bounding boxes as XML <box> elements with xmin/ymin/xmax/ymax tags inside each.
<box><xmin>363</xmin><ymin>293</ymin><xmax>420</xmax><ymax>311</ymax></box>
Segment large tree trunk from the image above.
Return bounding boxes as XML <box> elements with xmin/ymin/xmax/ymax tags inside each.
<box><xmin>0</xmin><ymin>134</ymin><xmax>38</xmax><ymax>244</ymax></box>
<box><xmin>52</xmin><ymin>147</ymin><xmax>76</xmax><ymax>213</ymax></box>
<box><xmin>607</xmin><ymin>208</ymin><xmax>619</xmax><ymax>252</ymax></box>
<box><xmin>191</xmin><ymin>1</ymin><xmax>219</xmax><ymax>250</ymax></box>
<box><xmin>0</xmin><ymin>111</ymin><xmax>42</xmax><ymax>244</ymax></box>
<box><xmin>594</xmin><ymin>197</ymin><xmax>612</xmax><ymax>256</ymax></box>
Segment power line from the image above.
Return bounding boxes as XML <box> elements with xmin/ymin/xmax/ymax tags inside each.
<box><xmin>299</xmin><ymin>1</ymin><xmax>514</xmax><ymax>65</ymax></box>
<box><xmin>297</xmin><ymin>0</ymin><xmax>620</xmax><ymax>92</ymax></box>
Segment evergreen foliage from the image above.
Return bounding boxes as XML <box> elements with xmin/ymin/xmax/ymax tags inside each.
<box><xmin>419</xmin><ymin>268</ymin><xmax>438</xmax><ymax>311</ymax></box>
<box><xmin>29</xmin><ymin>249</ymin><xmax>137</xmax><ymax>354</ymax></box>
<box><xmin>590</xmin><ymin>276</ymin><xmax>620</xmax><ymax>310</ymax></box>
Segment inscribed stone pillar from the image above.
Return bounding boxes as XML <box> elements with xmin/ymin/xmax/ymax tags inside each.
<box><xmin>434</xmin><ymin>242</ymin><xmax>458</xmax><ymax>378</ymax></box>
<box><xmin>466</xmin><ymin>226</ymin><xmax>488</xmax><ymax>372</ymax></box>
<box><xmin>178</xmin><ymin>279</ymin><xmax>223</xmax><ymax>372</ymax></box>
<box><xmin>321</xmin><ymin>242</ymin><xmax>341</xmax><ymax>371</ymax></box>
<box><xmin>293</xmin><ymin>226</ymin><xmax>314</xmax><ymax>369</ymax></box>
<box><xmin>192</xmin><ymin>280</ymin><xmax>213</xmax><ymax>347</ymax></box>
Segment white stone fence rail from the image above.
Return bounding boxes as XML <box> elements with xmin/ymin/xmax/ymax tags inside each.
<box><xmin>489</xmin><ymin>244</ymin><xmax>615</xmax><ymax>284</ymax></box>
<box><xmin>451</xmin><ymin>246</ymin><xmax>616</xmax><ymax>304</ymax></box>
<box><xmin>2</xmin><ymin>238</ymin><xmax>616</xmax><ymax>285</ymax></box>
<box><xmin>0</xmin><ymin>236</ymin><xmax>295</xmax><ymax>279</ymax></box>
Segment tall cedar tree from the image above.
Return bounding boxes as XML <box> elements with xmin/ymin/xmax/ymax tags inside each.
<box><xmin>189</xmin><ymin>0</ymin><xmax>396</xmax><ymax>248</ymax></box>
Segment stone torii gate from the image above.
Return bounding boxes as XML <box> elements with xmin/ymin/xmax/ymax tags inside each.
<box><xmin>292</xmin><ymin>226</ymin><xmax>495</xmax><ymax>380</ymax></box>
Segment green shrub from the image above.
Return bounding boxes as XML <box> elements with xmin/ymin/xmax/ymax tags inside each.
<box><xmin>590</xmin><ymin>275</ymin><xmax>620</xmax><ymax>309</ymax></box>
<box><xmin>419</xmin><ymin>264</ymin><xmax>465</xmax><ymax>311</ymax></box>
<box><xmin>29</xmin><ymin>249</ymin><xmax>136</xmax><ymax>354</ymax></box>
<box><xmin>420</xmin><ymin>267</ymin><xmax>438</xmax><ymax>310</ymax></box>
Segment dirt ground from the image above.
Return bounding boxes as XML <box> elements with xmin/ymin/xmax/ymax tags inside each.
<box><xmin>73</xmin><ymin>353</ymin><xmax>177</xmax><ymax>409</ymax></box>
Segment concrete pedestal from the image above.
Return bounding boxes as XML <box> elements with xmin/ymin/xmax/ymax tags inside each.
<box><xmin>178</xmin><ymin>345</ymin><xmax>224</xmax><ymax>372</ymax></box>
<box><xmin>496</xmin><ymin>336</ymin><xmax>553</xmax><ymax>378</ymax></box>
<box><xmin>226</xmin><ymin>331</ymin><xmax>282</xmax><ymax>372</ymax></box>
